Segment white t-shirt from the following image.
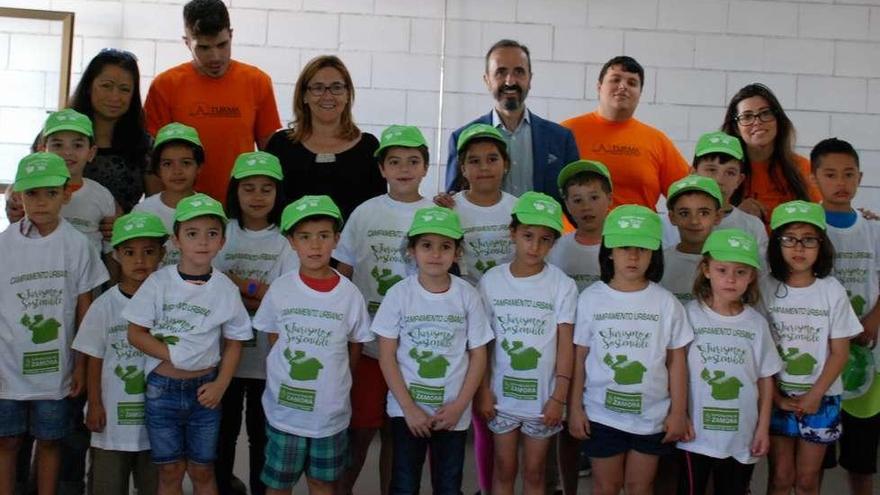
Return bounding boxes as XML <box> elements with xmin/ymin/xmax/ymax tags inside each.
<box><xmin>827</xmin><ymin>216</ymin><xmax>880</xmax><ymax>323</ymax></box>
<box><xmin>660</xmin><ymin>247</ymin><xmax>702</xmax><ymax>303</ymax></box>
<box><xmin>0</xmin><ymin>220</ymin><xmax>109</xmax><ymax>400</ymax></box>
<box><xmin>547</xmin><ymin>233</ymin><xmax>601</xmax><ymax>293</ymax></box>
<box><xmin>62</xmin><ymin>178</ymin><xmax>116</xmax><ymax>255</ymax></box>
<box><xmin>133</xmin><ymin>194</ymin><xmax>178</xmax><ymax>266</ymax></box>
<box><xmin>72</xmin><ymin>286</ymin><xmax>150</xmax><ymax>451</ymax></box>
<box><xmin>122</xmin><ymin>266</ymin><xmax>253</xmax><ymax>376</ymax></box>
<box><xmin>252</xmin><ymin>271</ymin><xmax>372</xmax><ymax>438</ymax></box>
<box><xmin>453</xmin><ymin>191</ymin><xmax>516</xmax><ymax>285</ymax></box>
<box><xmin>575</xmin><ymin>282</ymin><xmax>694</xmax><ymax>434</ymax></box>
<box><xmin>662</xmin><ymin>208</ymin><xmax>768</xmax><ymax>256</ymax></box>
<box><xmin>214</xmin><ymin>222</ymin><xmax>299</xmax><ymax>380</ymax></box>
<box><xmin>371</xmin><ymin>275</ymin><xmax>494</xmax><ymax>430</ymax></box>
<box><xmin>478</xmin><ymin>263</ymin><xmax>578</xmax><ymax>419</ymax></box>
<box><xmin>760</xmin><ymin>276</ymin><xmax>863</xmax><ymax>396</ymax></box>
<box><xmin>678</xmin><ymin>301</ymin><xmax>783</xmax><ymax>464</ymax></box>
<box><xmin>333</xmin><ymin>194</ymin><xmax>432</xmax><ymax>358</ymax></box>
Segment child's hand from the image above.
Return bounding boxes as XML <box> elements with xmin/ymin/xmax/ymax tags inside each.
<box><xmin>679</xmin><ymin>417</ymin><xmax>695</xmax><ymax>443</ymax></box>
<box><xmin>85</xmin><ymin>402</ymin><xmax>106</xmax><ymax>433</ymax></box>
<box><xmin>567</xmin><ymin>406</ymin><xmax>590</xmax><ymax>440</ymax></box>
<box><xmin>739</xmin><ymin>198</ymin><xmax>767</xmax><ymax>221</ymax></box>
<box><xmin>773</xmin><ymin>393</ymin><xmax>799</xmax><ymax>412</ymax></box>
<box><xmin>70</xmin><ymin>364</ymin><xmax>86</xmax><ymax>398</ymax></box>
<box><xmin>794</xmin><ymin>392</ymin><xmax>822</xmax><ymax>416</ymax></box>
<box><xmin>433</xmin><ymin>401</ymin><xmax>465</xmax><ymax>431</ymax></box>
<box><xmin>403</xmin><ymin>404</ymin><xmax>433</xmax><ymax>438</ymax></box>
<box><xmin>197</xmin><ymin>380</ymin><xmax>227</xmax><ymax>409</ymax></box>
<box><xmin>856</xmin><ymin>320</ymin><xmax>879</xmax><ymax>348</ymax></box>
<box><xmin>475</xmin><ymin>388</ymin><xmax>496</xmax><ymax>421</ymax></box>
<box><xmin>662</xmin><ymin>412</ymin><xmax>688</xmax><ymax>443</ymax></box>
<box><xmin>750</xmin><ymin>429</ymin><xmax>770</xmax><ymax>457</ymax></box>
<box><xmin>541</xmin><ymin>398</ymin><xmax>564</xmax><ymax>427</ymax></box>
<box><xmin>433</xmin><ymin>193</ymin><xmax>456</xmax><ymax>208</ymax></box>
<box><xmin>5</xmin><ymin>190</ymin><xmax>24</xmax><ymax>223</ymax></box>
<box><xmin>99</xmin><ymin>215</ymin><xmax>118</xmax><ymax>241</ymax></box>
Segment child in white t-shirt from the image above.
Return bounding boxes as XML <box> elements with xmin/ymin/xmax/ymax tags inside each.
<box><xmin>660</xmin><ymin>175</ymin><xmax>723</xmax><ymax>303</ymax></box>
<box><xmin>214</xmin><ymin>151</ymin><xmax>297</xmax><ymax>495</ymax></box>
<box><xmin>133</xmin><ymin>122</ymin><xmax>204</xmax><ymax>267</ymax></box>
<box><xmin>123</xmin><ymin>193</ymin><xmax>252</xmax><ymax>494</ymax></box>
<box><xmin>762</xmin><ymin>201</ymin><xmax>862</xmax><ymax>494</ymax></box>
<box><xmin>72</xmin><ymin>212</ymin><xmax>168</xmax><ymax>494</ymax></box>
<box><xmin>570</xmin><ymin>204</ymin><xmax>692</xmax><ymax>495</ymax></box>
<box><xmin>252</xmin><ymin>195</ymin><xmax>372</xmax><ymax>494</ymax></box>
<box><xmin>477</xmin><ymin>192</ymin><xmax>578</xmax><ymax>494</ymax></box>
<box><xmin>374</xmin><ymin>206</ymin><xmax>492</xmax><ymax>493</ymax></box>
<box><xmin>334</xmin><ymin>125</ymin><xmax>434</xmax><ymax>493</ymax></box>
<box><xmin>0</xmin><ymin>152</ymin><xmax>109</xmax><ymax>493</ymax></box>
<box><xmin>677</xmin><ymin>229</ymin><xmax>783</xmax><ymax>494</ymax></box>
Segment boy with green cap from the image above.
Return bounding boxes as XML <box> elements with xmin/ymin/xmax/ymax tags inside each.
<box><xmin>477</xmin><ymin>192</ymin><xmax>578</xmax><ymax>495</ymax></box>
<box><xmin>72</xmin><ymin>212</ymin><xmax>169</xmax><ymax>494</ymax></box>
<box><xmin>123</xmin><ymin>193</ymin><xmax>252</xmax><ymax>494</ymax></box>
<box><xmin>334</xmin><ymin>125</ymin><xmax>435</xmax><ymax>492</ymax></box>
<box><xmin>39</xmin><ymin>108</ymin><xmax>121</xmax><ymax>259</ymax></box>
<box><xmin>660</xmin><ymin>175</ymin><xmax>724</xmax><ymax>302</ymax></box>
<box><xmin>253</xmin><ymin>195</ymin><xmax>372</xmax><ymax>495</ymax></box>
<box><xmin>0</xmin><ymin>152</ymin><xmax>109</xmax><ymax>494</ymax></box>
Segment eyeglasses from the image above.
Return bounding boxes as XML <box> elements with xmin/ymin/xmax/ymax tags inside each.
<box><xmin>735</xmin><ymin>109</ymin><xmax>775</xmax><ymax>126</ymax></box>
<box><xmin>306</xmin><ymin>82</ymin><xmax>347</xmax><ymax>96</ymax></box>
<box><xmin>99</xmin><ymin>47</ymin><xmax>137</xmax><ymax>62</ymax></box>
<box><xmin>778</xmin><ymin>235</ymin><xmax>821</xmax><ymax>249</ymax></box>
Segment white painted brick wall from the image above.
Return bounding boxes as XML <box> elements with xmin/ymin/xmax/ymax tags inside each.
<box><xmin>1</xmin><ymin>0</ymin><xmax>879</xmax><ymax>197</ymax></box>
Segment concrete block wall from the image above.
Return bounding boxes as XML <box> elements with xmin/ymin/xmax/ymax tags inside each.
<box><xmin>1</xmin><ymin>0</ymin><xmax>880</xmax><ymax>209</ymax></box>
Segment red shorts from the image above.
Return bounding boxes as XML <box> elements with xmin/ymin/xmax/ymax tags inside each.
<box><xmin>349</xmin><ymin>356</ymin><xmax>388</xmax><ymax>429</ymax></box>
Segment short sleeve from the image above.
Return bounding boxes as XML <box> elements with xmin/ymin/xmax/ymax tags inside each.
<box><xmin>333</xmin><ymin>211</ymin><xmax>359</xmax><ymax>266</ymax></box>
<box><xmin>143</xmin><ymin>80</ymin><xmax>170</xmax><ymax>137</ymax></box>
<box><xmin>222</xmin><ymin>293</ymin><xmax>253</xmax><ymax>341</ymax></box>
<box><xmin>347</xmin><ymin>290</ymin><xmax>373</xmax><ymax>344</ymax></box>
<box><xmin>370</xmin><ymin>284</ymin><xmax>403</xmax><ymax>339</ymax></box>
<box><xmin>872</xmin><ymin>222</ymin><xmax>880</xmax><ymax>274</ymax></box>
<box><xmin>829</xmin><ymin>281</ymin><xmax>864</xmax><ymax>340</ymax></box>
<box><xmin>278</xmin><ymin>243</ymin><xmax>299</xmax><ymax>277</ymax></box>
<box><xmin>463</xmin><ymin>284</ymin><xmax>494</xmax><ymax>349</ymax></box>
<box><xmin>252</xmin><ymin>282</ymin><xmax>279</xmax><ymax>334</ymax></box>
<box><xmin>122</xmin><ymin>275</ymin><xmax>159</xmax><ymax>328</ymax></box>
<box><xmin>665</xmin><ymin>295</ymin><xmax>694</xmax><ymax>349</ymax></box>
<box><xmin>76</xmin><ymin>235</ymin><xmax>110</xmax><ymax>295</ymax></box>
<box><xmin>658</xmin><ymin>133</ymin><xmax>690</xmax><ymax>197</ymax></box>
<box><xmin>477</xmin><ymin>277</ymin><xmax>496</xmax><ymax>325</ymax></box>
<box><xmin>756</xmin><ymin>317</ymin><xmax>784</xmax><ymax>378</ymax></box>
<box><xmin>253</xmin><ymin>71</ymin><xmax>282</xmax><ymax>143</ymax></box>
<box><xmin>554</xmin><ymin>274</ymin><xmax>578</xmax><ymax>325</ymax></box>
<box><xmin>72</xmin><ymin>301</ymin><xmax>108</xmax><ymax>358</ymax></box>
<box><xmin>573</xmin><ymin>291</ymin><xmax>594</xmax><ymax>348</ymax></box>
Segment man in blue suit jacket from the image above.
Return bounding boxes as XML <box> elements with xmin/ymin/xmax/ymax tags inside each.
<box><xmin>445</xmin><ymin>39</ymin><xmax>579</xmax><ymax>202</ymax></box>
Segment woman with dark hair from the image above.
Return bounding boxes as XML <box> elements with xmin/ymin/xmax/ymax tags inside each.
<box><xmin>266</xmin><ymin>55</ymin><xmax>386</xmax><ymax>222</ymax></box>
<box><xmin>721</xmin><ymin>83</ymin><xmax>820</xmax><ymax>222</ymax></box>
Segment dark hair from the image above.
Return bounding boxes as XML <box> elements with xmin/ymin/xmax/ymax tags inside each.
<box><xmin>456</xmin><ymin>137</ymin><xmax>510</xmax><ymax>190</ymax></box>
<box><xmin>485</xmin><ymin>39</ymin><xmax>531</xmax><ymax>73</ymax></box>
<box><xmin>722</xmin><ymin>83</ymin><xmax>810</xmax><ymax>206</ymax></box>
<box><xmin>172</xmin><ymin>215</ymin><xmax>225</xmax><ymax>236</ymax></box>
<box><xmin>509</xmin><ymin>217</ymin><xmax>562</xmax><ymax>240</ymax></box>
<box><xmin>224</xmin><ymin>176</ymin><xmax>286</xmax><ymax>229</ymax></box>
<box><xmin>287</xmin><ymin>55</ymin><xmax>359</xmax><ymax>143</ymax></box>
<box><xmin>69</xmin><ymin>49</ymin><xmax>148</xmax><ymax>165</ymax></box>
<box><xmin>149</xmin><ymin>140</ymin><xmax>205</xmax><ymax>174</ymax></box>
<box><xmin>283</xmin><ymin>214</ymin><xmax>342</xmax><ymax>236</ymax></box>
<box><xmin>692</xmin><ymin>255</ymin><xmax>760</xmax><ymax>307</ymax></box>
<box><xmin>667</xmin><ymin>190</ymin><xmax>721</xmax><ymax>211</ymax></box>
<box><xmin>377</xmin><ymin>145</ymin><xmax>429</xmax><ymax>167</ymax></box>
<box><xmin>562</xmin><ymin>171</ymin><xmax>612</xmax><ymax>197</ymax></box>
<box><xmin>599</xmin><ymin>242</ymin><xmax>664</xmax><ymax>284</ymax></box>
<box><xmin>183</xmin><ymin>0</ymin><xmax>230</xmax><ymax>36</ymax></box>
<box><xmin>810</xmin><ymin>137</ymin><xmax>860</xmax><ymax>173</ymax></box>
<box><xmin>692</xmin><ymin>152</ymin><xmax>742</xmax><ymax>170</ymax></box>
<box><xmin>767</xmin><ymin>223</ymin><xmax>834</xmax><ymax>282</ymax></box>
<box><xmin>598</xmin><ymin>56</ymin><xmax>644</xmax><ymax>88</ymax></box>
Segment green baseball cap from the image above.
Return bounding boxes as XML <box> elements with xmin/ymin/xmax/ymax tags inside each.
<box><xmin>408</xmin><ymin>207</ymin><xmax>463</xmax><ymax>239</ymax></box>
<box><xmin>701</xmin><ymin>228</ymin><xmax>761</xmax><ymax>269</ymax></box>
<box><xmin>43</xmin><ymin>108</ymin><xmax>93</xmax><ymax>138</ymax></box>
<box><xmin>280</xmin><ymin>195</ymin><xmax>343</xmax><ymax>234</ymax></box>
<box><xmin>512</xmin><ymin>191</ymin><xmax>564</xmax><ymax>234</ymax></box>
<box><xmin>557</xmin><ymin>159</ymin><xmax>613</xmax><ymax>196</ymax></box>
<box><xmin>111</xmin><ymin>211</ymin><xmax>168</xmax><ymax>247</ymax></box>
<box><xmin>153</xmin><ymin>122</ymin><xmax>203</xmax><ymax>150</ymax></box>
<box><xmin>374</xmin><ymin>125</ymin><xmax>428</xmax><ymax>158</ymax></box>
<box><xmin>695</xmin><ymin>131</ymin><xmax>743</xmax><ymax>161</ymax></box>
<box><xmin>13</xmin><ymin>152</ymin><xmax>71</xmax><ymax>192</ymax></box>
<box><xmin>602</xmin><ymin>205</ymin><xmax>662</xmax><ymax>250</ymax></box>
<box><xmin>231</xmin><ymin>151</ymin><xmax>283</xmax><ymax>181</ymax></box>
<box><xmin>666</xmin><ymin>175</ymin><xmax>724</xmax><ymax>208</ymax></box>
<box><xmin>174</xmin><ymin>193</ymin><xmax>227</xmax><ymax>224</ymax></box>
<box><xmin>770</xmin><ymin>200</ymin><xmax>826</xmax><ymax>231</ymax></box>
<box><xmin>456</xmin><ymin>123</ymin><xmax>507</xmax><ymax>153</ymax></box>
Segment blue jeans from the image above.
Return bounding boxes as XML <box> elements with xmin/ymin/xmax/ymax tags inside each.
<box><xmin>145</xmin><ymin>371</ymin><xmax>221</xmax><ymax>464</ymax></box>
<box><xmin>389</xmin><ymin>417</ymin><xmax>466</xmax><ymax>495</ymax></box>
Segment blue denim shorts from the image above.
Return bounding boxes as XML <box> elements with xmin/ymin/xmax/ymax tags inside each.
<box><xmin>145</xmin><ymin>371</ymin><xmax>221</xmax><ymax>464</ymax></box>
<box><xmin>770</xmin><ymin>395</ymin><xmax>842</xmax><ymax>444</ymax></box>
<box><xmin>0</xmin><ymin>398</ymin><xmax>70</xmax><ymax>440</ymax></box>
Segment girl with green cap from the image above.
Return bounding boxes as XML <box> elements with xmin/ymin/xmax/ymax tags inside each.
<box><xmin>762</xmin><ymin>200</ymin><xmax>862</xmax><ymax>495</ymax></box>
<box><xmin>678</xmin><ymin>228</ymin><xmax>783</xmax><ymax>494</ymax></box>
<box><xmin>570</xmin><ymin>204</ymin><xmax>693</xmax><ymax>495</ymax></box>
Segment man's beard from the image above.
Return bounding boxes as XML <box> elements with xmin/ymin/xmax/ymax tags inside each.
<box><xmin>495</xmin><ymin>84</ymin><xmax>526</xmax><ymax>111</ymax></box>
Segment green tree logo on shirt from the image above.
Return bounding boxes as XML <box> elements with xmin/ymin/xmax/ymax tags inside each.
<box><xmin>409</xmin><ymin>348</ymin><xmax>450</xmax><ymax>379</ymax></box>
<box><xmin>604</xmin><ymin>354</ymin><xmax>647</xmax><ymax>385</ymax></box>
<box><xmin>501</xmin><ymin>339</ymin><xmax>542</xmax><ymax>371</ymax></box>
<box><xmin>848</xmin><ymin>290</ymin><xmax>867</xmax><ymax>317</ymax></box>
<box><xmin>153</xmin><ymin>334</ymin><xmax>179</xmax><ymax>346</ymax></box>
<box><xmin>700</xmin><ymin>368</ymin><xmax>743</xmax><ymax>400</ymax></box>
<box><xmin>114</xmin><ymin>365</ymin><xmax>146</xmax><ymax>395</ymax></box>
<box><xmin>780</xmin><ymin>347</ymin><xmax>818</xmax><ymax>376</ymax></box>
<box><xmin>20</xmin><ymin>314</ymin><xmax>61</xmax><ymax>344</ymax></box>
<box><xmin>474</xmin><ymin>259</ymin><xmax>497</xmax><ymax>274</ymax></box>
<box><xmin>371</xmin><ymin>266</ymin><xmax>403</xmax><ymax>296</ymax></box>
<box><xmin>284</xmin><ymin>348</ymin><xmax>323</xmax><ymax>381</ymax></box>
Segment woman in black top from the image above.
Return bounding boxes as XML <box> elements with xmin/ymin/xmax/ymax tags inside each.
<box><xmin>266</xmin><ymin>55</ymin><xmax>386</xmax><ymax>220</ymax></box>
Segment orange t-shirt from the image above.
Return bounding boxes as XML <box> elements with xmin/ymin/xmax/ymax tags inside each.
<box><xmin>561</xmin><ymin>111</ymin><xmax>689</xmax><ymax>210</ymax></box>
<box><xmin>144</xmin><ymin>60</ymin><xmax>282</xmax><ymax>202</ymax></box>
<box><xmin>742</xmin><ymin>154</ymin><xmax>822</xmax><ymax>216</ymax></box>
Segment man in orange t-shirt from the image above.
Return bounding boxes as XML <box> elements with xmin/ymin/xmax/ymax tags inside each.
<box><xmin>562</xmin><ymin>56</ymin><xmax>689</xmax><ymax>210</ymax></box>
<box><xmin>144</xmin><ymin>0</ymin><xmax>281</xmax><ymax>202</ymax></box>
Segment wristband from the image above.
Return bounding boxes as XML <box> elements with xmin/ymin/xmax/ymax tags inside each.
<box><xmin>246</xmin><ymin>280</ymin><xmax>258</xmax><ymax>297</ymax></box>
<box><xmin>549</xmin><ymin>396</ymin><xmax>566</xmax><ymax>405</ymax></box>
<box><xmin>556</xmin><ymin>374</ymin><xmax>571</xmax><ymax>381</ymax></box>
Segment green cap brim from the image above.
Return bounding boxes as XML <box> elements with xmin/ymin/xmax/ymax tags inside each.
<box><xmin>112</xmin><ymin>231</ymin><xmax>167</xmax><ymax>247</ymax></box>
<box><xmin>234</xmin><ymin>168</ymin><xmax>283</xmax><ymax>181</ymax></box>
<box><xmin>374</xmin><ymin>140</ymin><xmax>426</xmax><ymax>158</ymax></box>
<box><xmin>703</xmin><ymin>248</ymin><xmax>760</xmax><ymax>269</ymax></box>
<box><xmin>604</xmin><ymin>233</ymin><xmax>661</xmax><ymax>250</ymax></box>
<box><xmin>281</xmin><ymin>209</ymin><xmax>342</xmax><ymax>234</ymax></box>
<box><xmin>514</xmin><ymin>212</ymin><xmax>563</xmax><ymax>235</ymax></box>
<box><xmin>557</xmin><ymin>160</ymin><xmax>612</xmax><ymax>195</ymax></box>
<box><xmin>44</xmin><ymin>124</ymin><xmax>92</xmax><ymax>138</ymax></box>
<box><xmin>407</xmin><ymin>224</ymin><xmax>463</xmax><ymax>240</ymax></box>
<box><xmin>175</xmin><ymin>212</ymin><xmax>226</xmax><ymax>224</ymax></box>
<box><xmin>13</xmin><ymin>176</ymin><xmax>67</xmax><ymax>192</ymax></box>
<box><xmin>457</xmin><ymin>131</ymin><xmax>506</xmax><ymax>152</ymax></box>
<box><xmin>695</xmin><ymin>144</ymin><xmax>742</xmax><ymax>160</ymax></box>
